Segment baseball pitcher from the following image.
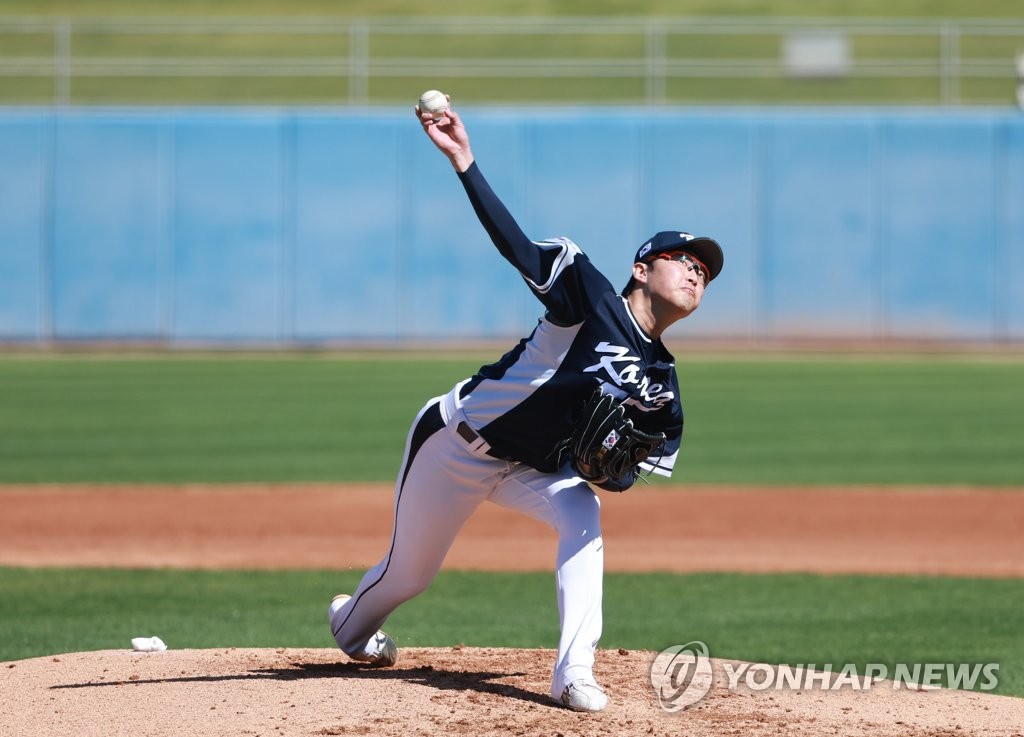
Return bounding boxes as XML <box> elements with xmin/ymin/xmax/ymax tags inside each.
<box><xmin>329</xmin><ymin>97</ymin><xmax>724</xmax><ymax>713</ymax></box>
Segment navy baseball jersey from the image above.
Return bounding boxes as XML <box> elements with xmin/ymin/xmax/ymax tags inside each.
<box><xmin>454</xmin><ymin>162</ymin><xmax>684</xmax><ymax>483</ymax></box>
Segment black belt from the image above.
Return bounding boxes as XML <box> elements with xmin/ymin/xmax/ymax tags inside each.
<box><xmin>455</xmin><ymin>421</ymin><xmax>515</xmax><ymax>463</ymax></box>
<box><xmin>456</xmin><ymin>421</ymin><xmax>480</xmax><ymax>443</ymax></box>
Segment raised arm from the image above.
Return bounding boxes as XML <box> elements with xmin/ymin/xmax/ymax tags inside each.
<box><xmin>416</xmin><ymin>100</ymin><xmax>606</xmax><ymax>322</ymax></box>
<box><xmin>415</xmin><ymin>99</ymin><xmax>474</xmax><ymax>173</ymax></box>
<box><xmin>415</xmin><ymin>101</ymin><xmax>548</xmax><ymax>284</ymax></box>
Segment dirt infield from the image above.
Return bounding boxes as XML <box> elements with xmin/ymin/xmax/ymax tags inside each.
<box><xmin>2</xmin><ymin>483</ymin><xmax>1023</xmax><ymax>736</ymax></box>
<box><xmin>1</xmin><ymin>484</ymin><xmax>1022</xmax><ymax>576</ymax></box>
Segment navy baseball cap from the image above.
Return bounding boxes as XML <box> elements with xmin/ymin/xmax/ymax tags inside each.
<box><xmin>622</xmin><ymin>231</ymin><xmax>724</xmax><ymax>294</ymax></box>
<box><xmin>634</xmin><ymin>231</ymin><xmax>723</xmax><ymax>280</ymax></box>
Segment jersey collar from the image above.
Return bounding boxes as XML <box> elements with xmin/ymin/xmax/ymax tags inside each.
<box><xmin>620</xmin><ymin>296</ymin><xmax>653</xmax><ymax>344</ymax></box>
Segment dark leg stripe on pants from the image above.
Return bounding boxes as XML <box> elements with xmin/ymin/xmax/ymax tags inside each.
<box><xmin>332</xmin><ymin>400</ymin><xmax>445</xmax><ymax>639</ymax></box>
<box><xmin>399</xmin><ymin>401</ymin><xmax>445</xmax><ymax>491</ymax></box>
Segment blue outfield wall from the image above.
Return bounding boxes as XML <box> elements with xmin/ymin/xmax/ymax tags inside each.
<box><xmin>0</xmin><ymin>107</ymin><xmax>1022</xmax><ymax>344</ymax></box>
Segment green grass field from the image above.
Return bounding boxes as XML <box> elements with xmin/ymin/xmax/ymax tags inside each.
<box><xmin>1</xmin><ymin>353</ymin><xmax>1021</xmax><ymax>485</ymax></box>
<box><xmin>1</xmin><ymin>567</ymin><xmax>1020</xmax><ymax>696</ymax></box>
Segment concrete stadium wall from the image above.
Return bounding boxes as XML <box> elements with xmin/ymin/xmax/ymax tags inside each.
<box><xmin>1</xmin><ymin>107</ymin><xmax>1022</xmax><ymax>344</ymax></box>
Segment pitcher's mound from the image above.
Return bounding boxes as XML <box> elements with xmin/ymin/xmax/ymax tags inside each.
<box><xmin>2</xmin><ymin>647</ymin><xmax>1021</xmax><ymax>736</ymax></box>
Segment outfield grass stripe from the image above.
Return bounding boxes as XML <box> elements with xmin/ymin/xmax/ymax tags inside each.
<box><xmin>1</xmin><ymin>568</ymin><xmax>1020</xmax><ymax>697</ymax></box>
<box><xmin>3</xmin><ymin>355</ymin><xmax>1022</xmax><ymax>485</ymax></box>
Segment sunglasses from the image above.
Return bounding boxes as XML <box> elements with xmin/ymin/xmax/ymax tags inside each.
<box><xmin>654</xmin><ymin>252</ymin><xmax>709</xmax><ymax>286</ymax></box>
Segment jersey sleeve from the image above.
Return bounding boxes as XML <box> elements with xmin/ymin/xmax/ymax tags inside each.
<box><xmin>457</xmin><ymin>162</ymin><xmax>612</xmax><ymax>324</ymax></box>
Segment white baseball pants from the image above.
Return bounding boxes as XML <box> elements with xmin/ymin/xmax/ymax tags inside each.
<box><xmin>330</xmin><ymin>385</ymin><xmax>604</xmax><ymax>697</ymax></box>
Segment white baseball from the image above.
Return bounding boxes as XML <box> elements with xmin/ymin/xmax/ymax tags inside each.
<box><xmin>419</xmin><ymin>89</ymin><xmax>449</xmax><ymax>119</ymax></box>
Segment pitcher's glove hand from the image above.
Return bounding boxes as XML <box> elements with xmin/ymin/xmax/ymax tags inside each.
<box><xmin>568</xmin><ymin>390</ymin><xmax>666</xmax><ymax>489</ymax></box>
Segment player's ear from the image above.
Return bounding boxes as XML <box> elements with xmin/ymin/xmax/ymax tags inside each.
<box><xmin>632</xmin><ymin>261</ymin><xmax>650</xmax><ymax>286</ymax></box>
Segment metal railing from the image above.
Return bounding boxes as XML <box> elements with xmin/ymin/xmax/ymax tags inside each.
<box><xmin>1</xmin><ymin>16</ymin><xmax>1023</xmax><ymax>106</ymax></box>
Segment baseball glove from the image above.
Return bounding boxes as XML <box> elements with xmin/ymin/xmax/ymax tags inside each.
<box><xmin>567</xmin><ymin>389</ymin><xmax>666</xmax><ymax>487</ymax></box>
